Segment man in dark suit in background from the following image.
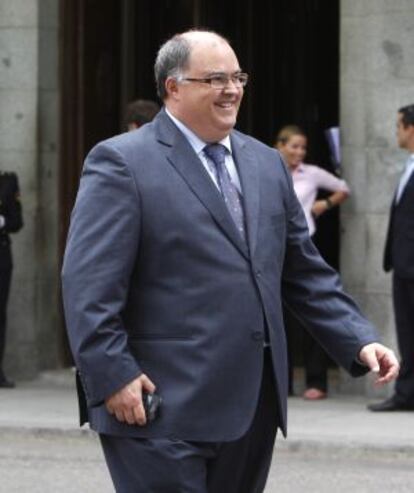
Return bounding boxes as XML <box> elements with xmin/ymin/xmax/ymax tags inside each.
<box><xmin>369</xmin><ymin>104</ymin><xmax>414</xmax><ymax>412</ymax></box>
<box><xmin>62</xmin><ymin>30</ymin><xmax>399</xmax><ymax>492</ymax></box>
<box><xmin>0</xmin><ymin>171</ymin><xmax>23</xmax><ymax>388</ymax></box>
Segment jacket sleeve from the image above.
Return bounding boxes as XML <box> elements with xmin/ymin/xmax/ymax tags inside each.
<box><xmin>280</xmin><ymin>163</ymin><xmax>378</xmax><ymax>377</ymax></box>
<box><xmin>1</xmin><ymin>173</ymin><xmax>23</xmax><ymax>233</ymax></box>
<box><xmin>61</xmin><ymin>142</ymin><xmax>142</xmax><ymax>406</ymax></box>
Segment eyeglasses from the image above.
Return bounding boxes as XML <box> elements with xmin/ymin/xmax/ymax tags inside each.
<box><xmin>179</xmin><ymin>73</ymin><xmax>249</xmax><ymax>90</ymax></box>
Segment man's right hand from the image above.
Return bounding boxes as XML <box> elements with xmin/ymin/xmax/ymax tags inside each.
<box><xmin>105</xmin><ymin>374</ymin><xmax>156</xmax><ymax>426</ymax></box>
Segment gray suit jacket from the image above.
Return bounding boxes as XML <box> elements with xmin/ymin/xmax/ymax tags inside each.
<box><xmin>62</xmin><ymin>109</ymin><xmax>377</xmax><ymax>440</ymax></box>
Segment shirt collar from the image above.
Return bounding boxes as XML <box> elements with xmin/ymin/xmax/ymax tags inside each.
<box><xmin>165</xmin><ymin>108</ymin><xmax>232</xmax><ymax>156</ymax></box>
<box><xmin>405</xmin><ymin>154</ymin><xmax>414</xmax><ymax>169</ymax></box>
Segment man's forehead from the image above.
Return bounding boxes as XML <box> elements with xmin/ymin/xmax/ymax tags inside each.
<box><xmin>184</xmin><ymin>32</ymin><xmax>236</xmax><ymax>60</ymax></box>
<box><xmin>182</xmin><ymin>31</ymin><xmax>226</xmax><ymax>46</ymax></box>
<box><xmin>186</xmin><ymin>37</ymin><xmax>239</xmax><ymax>71</ymax></box>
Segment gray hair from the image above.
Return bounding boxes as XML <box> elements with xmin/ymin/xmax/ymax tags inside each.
<box><xmin>154</xmin><ymin>30</ymin><xmax>230</xmax><ymax>100</ymax></box>
<box><xmin>154</xmin><ymin>34</ymin><xmax>192</xmax><ymax>100</ymax></box>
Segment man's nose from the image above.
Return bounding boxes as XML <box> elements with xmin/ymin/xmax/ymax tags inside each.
<box><xmin>222</xmin><ymin>78</ymin><xmax>241</xmax><ymax>92</ymax></box>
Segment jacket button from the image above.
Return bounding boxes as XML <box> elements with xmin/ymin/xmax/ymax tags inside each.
<box><xmin>255</xmin><ymin>270</ymin><xmax>261</xmax><ymax>278</ymax></box>
<box><xmin>251</xmin><ymin>331</ymin><xmax>264</xmax><ymax>341</ymax></box>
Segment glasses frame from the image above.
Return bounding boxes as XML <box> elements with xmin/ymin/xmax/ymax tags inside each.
<box><xmin>179</xmin><ymin>72</ymin><xmax>249</xmax><ymax>90</ymax></box>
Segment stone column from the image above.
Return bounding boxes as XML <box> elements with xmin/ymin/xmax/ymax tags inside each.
<box><xmin>36</xmin><ymin>0</ymin><xmax>60</xmax><ymax>372</ymax></box>
<box><xmin>340</xmin><ymin>0</ymin><xmax>414</xmax><ymax>395</ymax></box>
<box><xmin>0</xmin><ymin>0</ymin><xmax>60</xmax><ymax>379</ymax></box>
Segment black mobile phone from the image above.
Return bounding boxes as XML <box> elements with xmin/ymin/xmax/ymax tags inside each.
<box><xmin>142</xmin><ymin>391</ymin><xmax>162</xmax><ymax>422</ymax></box>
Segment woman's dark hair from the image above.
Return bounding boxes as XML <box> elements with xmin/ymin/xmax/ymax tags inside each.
<box><xmin>274</xmin><ymin>125</ymin><xmax>307</xmax><ymax>147</ymax></box>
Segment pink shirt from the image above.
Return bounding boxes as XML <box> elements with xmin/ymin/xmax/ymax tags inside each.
<box><xmin>291</xmin><ymin>163</ymin><xmax>350</xmax><ymax>236</ymax></box>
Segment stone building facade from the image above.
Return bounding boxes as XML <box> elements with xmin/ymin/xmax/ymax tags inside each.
<box><xmin>340</xmin><ymin>0</ymin><xmax>414</xmax><ymax>395</ymax></box>
<box><xmin>0</xmin><ymin>0</ymin><xmax>60</xmax><ymax>378</ymax></box>
<box><xmin>0</xmin><ymin>0</ymin><xmax>413</xmax><ymax>394</ymax></box>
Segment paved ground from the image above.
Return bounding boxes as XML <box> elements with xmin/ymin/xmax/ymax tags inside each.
<box><xmin>0</xmin><ymin>431</ymin><xmax>413</xmax><ymax>493</ymax></box>
<box><xmin>283</xmin><ymin>394</ymin><xmax>414</xmax><ymax>454</ymax></box>
<box><xmin>0</xmin><ymin>369</ymin><xmax>413</xmax><ymax>492</ymax></box>
<box><xmin>0</xmin><ymin>431</ymin><xmax>112</xmax><ymax>493</ymax></box>
<box><xmin>2</xmin><ymin>370</ymin><xmax>413</xmax><ymax>454</ymax></box>
<box><xmin>267</xmin><ymin>448</ymin><xmax>414</xmax><ymax>492</ymax></box>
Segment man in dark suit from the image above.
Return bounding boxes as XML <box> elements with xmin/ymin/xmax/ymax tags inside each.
<box><xmin>368</xmin><ymin>104</ymin><xmax>414</xmax><ymax>413</ymax></box>
<box><xmin>62</xmin><ymin>30</ymin><xmax>399</xmax><ymax>492</ymax></box>
<box><xmin>0</xmin><ymin>171</ymin><xmax>23</xmax><ymax>388</ymax></box>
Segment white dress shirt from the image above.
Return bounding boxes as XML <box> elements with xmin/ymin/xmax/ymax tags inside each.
<box><xmin>165</xmin><ymin>109</ymin><xmax>242</xmax><ymax>194</ymax></box>
<box><xmin>395</xmin><ymin>154</ymin><xmax>414</xmax><ymax>203</ymax></box>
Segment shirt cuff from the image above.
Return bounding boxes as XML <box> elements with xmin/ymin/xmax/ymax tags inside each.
<box><xmin>0</xmin><ymin>215</ymin><xmax>5</xmax><ymax>228</ymax></box>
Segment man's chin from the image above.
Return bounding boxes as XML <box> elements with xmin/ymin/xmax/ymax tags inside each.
<box><xmin>217</xmin><ymin>116</ymin><xmax>237</xmax><ymax>132</ymax></box>
<box><xmin>201</xmin><ymin>117</ymin><xmax>238</xmax><ymax>142</ymax></box>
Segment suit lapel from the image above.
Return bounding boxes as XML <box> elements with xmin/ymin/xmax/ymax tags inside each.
<box><xmin>231</xmin><ymin>133</ymin><xmax>260</xmax><ymax>257</ymax></box>
<box><xmin>155</xmin><ymin>111</ymin><xmax>249</xmax><ymax>259</ymax></box>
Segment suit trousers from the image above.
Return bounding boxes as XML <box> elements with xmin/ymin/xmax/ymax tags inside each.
<box><xmin>303</xmin><ymin>329</ymin><xmax>328</xmax><ymax>392</ymax></box>
<box><xmin>99</xmin><ymin>349</ymin><xmax>279</xmax><ymax>493</ymax></box>
<box><xmin>392</xmin><ymin>275</ymin><xmax>414</xmax><ymax>405</ymax></box>
<box><xmin>0</xmin><ymin>258</ymin><xmax>12</xmax><ymax>374</ymax></box>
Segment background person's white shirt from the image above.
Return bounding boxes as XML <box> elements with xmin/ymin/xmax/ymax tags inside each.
<box><xmin>291</xmin><ymin>163</ymin><xmax>350</xmax><ymax>236</ymax></box>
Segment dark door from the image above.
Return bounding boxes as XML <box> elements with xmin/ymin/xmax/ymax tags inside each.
<box><xmin>59</xmin><ymin>0</ymin><xmax>122</xmax><ymax>363</ymax></box>
<box><xmin>61</xmin><ymin>0</ymin><xmax>340</xmax><ymax>215</ymax></box>
<box><xmin>59</xmin><ymin>0</ymin><xmax>340</xmax><ymax>365</ymax></box>
<box><xmin>122</xmin><ymin>0</ymin><xmax>341</xmax><ymax>265</ymax></box>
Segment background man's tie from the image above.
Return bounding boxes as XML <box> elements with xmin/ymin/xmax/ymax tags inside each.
<box><xmin>204</xmin><ymin>143</ymin><xmax>247</xmax><ymax>242</ymax></box>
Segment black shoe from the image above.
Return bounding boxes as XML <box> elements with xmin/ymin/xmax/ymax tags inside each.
<box><xmin>367</xmin><ymin>397</ymin><xmax>414</xmax><ymax>412</ymax></box>
<box><xmin>0</xmin><ymin>378</ymin><xmax>15</xmax><ymax>389</ymax></box>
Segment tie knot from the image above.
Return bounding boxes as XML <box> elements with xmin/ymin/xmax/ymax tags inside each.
<box><xmin>204</xmin><ymin>143</ymin><xmax>227</xmax><ymax>167</ymax></box>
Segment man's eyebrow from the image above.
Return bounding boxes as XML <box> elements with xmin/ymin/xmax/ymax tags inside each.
<box><xmin>204</xmin><ymin>70</ymin><xmax>243</xmax><ymax>77</ymax></box>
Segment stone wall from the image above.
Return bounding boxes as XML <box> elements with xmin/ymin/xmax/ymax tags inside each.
<box><xmin>0</xmin><ymin>0</ymin><xmax>60</xmax><ymax>379</ymax></box>
<box><xmin>340</xmin><ymin>0</ymin><xmax>414</xmax><ymax>395</ymax></box>
<box><xmin>2</xmin><ymin>0</ymin><xmax>414</xmax><ymax>390</ymax></box>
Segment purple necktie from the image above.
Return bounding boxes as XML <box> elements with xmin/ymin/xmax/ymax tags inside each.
<box><xmin>204</xmin><ymin>144</ymin><xmax>246</xmax><ymax>242</ymax></box>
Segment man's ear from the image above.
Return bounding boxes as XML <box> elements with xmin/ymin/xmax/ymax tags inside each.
<box><xmin>165</xmin><ymin>77</ymin><xmax>180</xmax><ymax>101</ymax></box>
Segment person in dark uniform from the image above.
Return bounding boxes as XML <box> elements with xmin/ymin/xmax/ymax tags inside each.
<box><xmin>0</xmin><ymin>171</ymin><xmax>23</xmax><ymax>388</ymax></box>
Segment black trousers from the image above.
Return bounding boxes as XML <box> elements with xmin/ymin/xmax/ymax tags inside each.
<box><xmin>284</xmin><ymin>307</ymin><xmax>328</xmax><ymax>392</ymax></box>
<box><xmin>0</xmin><ymin>259</ymin><xmax>12</xmax><ymax>376</ymax></box>
<box><xmin>100</xmin><ymin>350</ymin><xmax>279</xmax><ymax>493</ymax></box>
<box><xmin>393</xmin><ymin>275</ymin><xmax>414</xmax><ymax>405</ymax></box>
<box><xmin>303</xmin><ymin>329</ymin><xmax>328</xmax><ymax>391</ymax></box>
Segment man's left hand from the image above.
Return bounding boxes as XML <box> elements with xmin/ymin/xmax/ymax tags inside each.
<box><xmin>358</xmin><ymin>343</ymin><xmax>399</xmax><ymax>386</ymax></box>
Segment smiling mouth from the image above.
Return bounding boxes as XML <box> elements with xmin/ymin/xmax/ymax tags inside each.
<box><xmin>216</xmin><ymin>102</ymin><xmax>237</xmax><ymax>109</ymax></box>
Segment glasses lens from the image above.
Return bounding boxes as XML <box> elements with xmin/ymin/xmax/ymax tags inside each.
<box><xmin>210</xmin><ymin>74</ymin><xmax>248</xmax><ymax>89</ymax></box>
<box><xmin>210</xmin><ymin>76</ymin><xmax>228</xmax><ymax>89</ymax></box>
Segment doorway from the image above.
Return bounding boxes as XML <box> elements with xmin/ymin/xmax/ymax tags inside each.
<box><xmin>59</xmin><ymin>0</ymin><xmax>340</xmax><ymax>368</ymax></box>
